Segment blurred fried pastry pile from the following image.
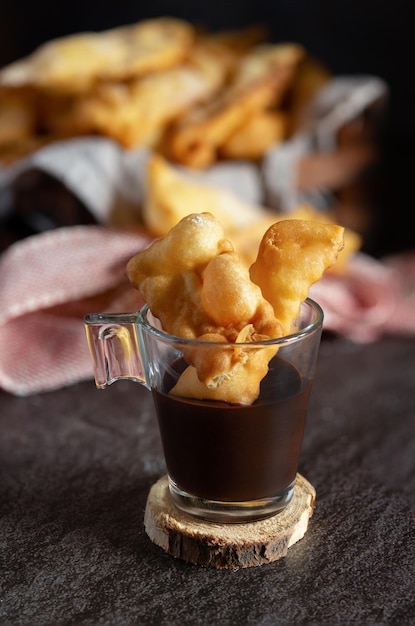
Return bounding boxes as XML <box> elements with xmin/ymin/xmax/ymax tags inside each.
<box><xmin>0</xmin><ymin>17</ymin><xmax>330</xmax><ymax>165</ymax></box>
<box><xmin>143</xmin><ymin>153</ymin><xmax>361</xmax><ymax>273</ymax></box>
<box><xmin>126</xmin><ymin>212</ymin><xmax>344</xmax><ymax>404</ymax></box>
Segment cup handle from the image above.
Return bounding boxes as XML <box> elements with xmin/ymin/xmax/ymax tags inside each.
<box><xmin>84</xmin><ymin>313</ymin><xmax>149</xmax><ymax>389</ymax></box>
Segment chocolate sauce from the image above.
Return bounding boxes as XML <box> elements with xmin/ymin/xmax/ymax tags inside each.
<box><xmin>152</xmin><ymin>357</ymin><xmax>311</xmax><ymax>502</ymax></box>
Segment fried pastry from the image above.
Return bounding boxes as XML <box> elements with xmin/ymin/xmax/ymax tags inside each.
<box><xmin>170</xmin><ymin>339</ymin><xmax>276</xmax><ymax>405</ymax></box>
<box><xmin>0</xmin><ymin>19</ymin><xmax>334</xmax><ymax>167</ymax></box>
<box><xmin>126</xmin><ymin>212</ymin><xmax>280</xmax><ymax>343</ymax></box>
<box><xmin>0</xmin><ymin>18</ymin><xmax>195</xmax><ymax>95</ymax></box>
<box><xmin>219</xmin><ymin>110</ymin><xmax>287</xmax><ymax>160</ymax></box>
<box><xmin>250</xmin><ymin>219</ymin><xmax>345</xmax><ymax>334</ymax></box>
<box><xmin>42</xmin><ymin>39</ymin><xmax>229</xmax><ymax>147</ymax></box>
<box><xmin>126</xmin><ymin>211</ymin><xmax>344</xmax><ymax>404</ymax></box>
<box><xmin>141</xmin><ymin>154</ymin><xmax>359</xmax><ymax>273</ymax></box>
<box><xmin>230</xmin><ymin>203</ymin><xmax>361</xmax><ymax>270</ymax></box>
<box><xmin>165</xmin><ymin>43</ymin><xmax>304</xmax><ymax>168</ymax></box>
<box><xmin>142</xmin><ymin>153</ymin><xmax>268</xmax><ymax>236</ymax></box>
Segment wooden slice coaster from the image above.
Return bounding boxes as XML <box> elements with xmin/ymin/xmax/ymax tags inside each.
<box><xmin>144</xmin><ymin>473</ymin><xmax>316</xmax><ymax>569</ymax></box>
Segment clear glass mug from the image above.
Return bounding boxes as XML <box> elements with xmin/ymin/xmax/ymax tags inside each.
<box><xmin>84</xmin><ymin>298</ymin><xmax>323</xmax><ymax>523</ymax></box>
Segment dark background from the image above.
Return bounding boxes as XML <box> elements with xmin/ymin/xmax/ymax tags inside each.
<box><xmin>0</xmin><ymin>0</ymin><xmax>413</xmax><ymax>255</ymax></box>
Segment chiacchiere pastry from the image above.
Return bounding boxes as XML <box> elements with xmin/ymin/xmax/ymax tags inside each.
<box><xmin>0</xmin><ymin>18</ymin><xmax>195</xmax><ymax>94</ymax></box>
<box><xmin>141</xmin><ymin>153</ymin><xmax>360</xmax><ymax>271</ymax></box>
<box><xmin>0</xmin><ymin>18</ymin><xmax>330</xmax><ymax>165</ymax></box>
<box><xmin>126</xmin><ymin>212</ymin><xmax>344</xmax><ymax>405</ymax></box>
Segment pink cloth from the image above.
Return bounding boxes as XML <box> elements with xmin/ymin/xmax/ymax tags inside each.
<box><xmin>0</xmin><ymin>226</ymin><xmax>414</xmax><ymax>396</ymax></box>
<box><xmin>0</xmin><ymin>226</ymin><xmax>151</xmax><ymax>396</ymax></box>
<box><xmin>311</xmin><ymin>250</ymin><xmax>415</xmax><ymax>342</ymax></box>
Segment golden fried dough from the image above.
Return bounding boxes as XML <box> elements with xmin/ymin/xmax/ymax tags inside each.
<box><xmin>126</xmin><ymin>212</ymin><xmax>283</xmax><ymax>400</ymax></box>
<box><xmin>43</xmin><ymin>39</ymin><xmax>229</xmax><ymax>147</ymax></box>
<box><xmin>170</xmin><ymin>343</ymin><xmax>275</xmax><ymax>405</ymax></box>
<box><xmin>230</xmin><ymin>203</ymin><xmax>360</xmax><ymax>270</ymax></box>
<box><xmin>126</xmin><ymin>212</ymin><xmax>233</xmax><ymax>339</ymax></box>
<box><xmin>202</xmin><ymin>252</ymin><xmax>266</xmax><ymax>326</ymax></box>
<box><xmin>126</xmin><ymin>211</ymin><xmax>344</xmax><ymax>404</ymax></box>
<box><xmin>165</xmin><ymin>43</ymin><xmax>304</xmax><ymax>168</ymax></box>
<box><xmin>178</xmin><ymin>322</ymin><xmax>278</xmax><ymax>398</ymax></box>
<box><xmin>126</xmin><ymin>212</ymin><xmax>280</xmax><ymax>342</ymax></box>
<box><xmin>141</xmin><ymin>155</ymin><xmax>358</xmax><ymax>274</ymax></box>
<box><xmin>127</xmin><ymin>213</ymin><xmax>231</xmax><ymax>277</ymax></box>
<box><xmin>143</xmin><ymin>153</ymin><xmax>268</xmax><ymax>236</ymax></box>
<box><xmin>164</xmin><ymin>75</ymin><xmax>280</xmax><ymax>168</ymax></box>
<box><xmin>0</xmin><ymin>20</ymin><xmax>334</xmax><ymax>166</ymax></box>
<box><xmin>228</xmin><ymin>213</ymin><xmax>283</xmax><ymax>266</ymax></box>
<box><xmin>219</xmin><ymin>110</ymin><xmax>287</xmax><ymax>160</ymax></box>
<box><xmin>250</xmin><ymin>219</ymin><xmax>344</xmax><ymax>334</ymax></box>
<box><xmin>232</xmin><ymin>43</ymin><xmax>304</xmax><ymax>91</ymax></box>
<box><xmin>0</xmin><ymin>18</ymin><xmax>194</xmax><ymax>94</ymax></box>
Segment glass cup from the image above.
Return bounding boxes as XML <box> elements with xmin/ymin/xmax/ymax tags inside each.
<box><xmin>85</xmin><ymin>298</ymin><xmax>323</xmax><ymax>523</ymax></box>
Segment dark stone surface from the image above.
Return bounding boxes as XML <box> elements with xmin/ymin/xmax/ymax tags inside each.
<box><xmin>1</xmin><ymin>334</ymin><xmax>414</xmax><ymax>625</ymax></box>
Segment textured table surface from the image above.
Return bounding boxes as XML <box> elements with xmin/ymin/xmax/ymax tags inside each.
<box><xmin>1</xmin><ymin>333</ymin><xmax>414</xmax><ymax>625</ymax></box>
